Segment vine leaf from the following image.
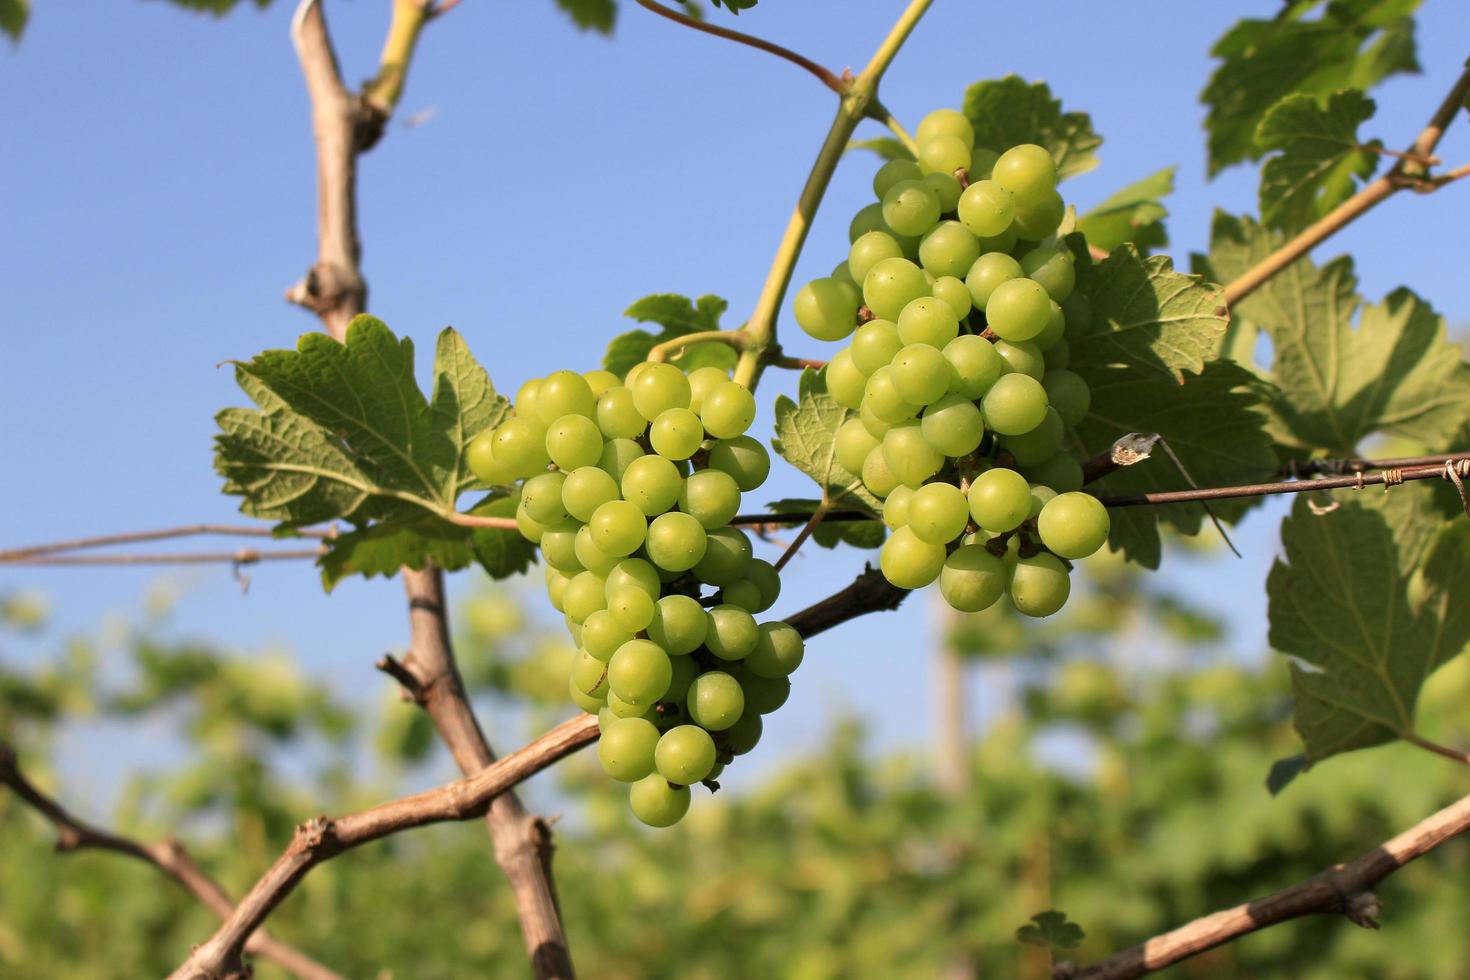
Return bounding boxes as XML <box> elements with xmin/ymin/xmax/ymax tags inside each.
<box><xmin>1268</xmin><ymin>499</ymin><xmax>1470</xmax><ymax>764</ymax></box>
<box><xmin>1016</xmin><ymin>910</ymin><xmax>1085</xmax><ymax>951</ymax></box>
<box><xmin>555</xmin><ymin>0</ymin><xmax>615</xmax><ymax>33</ymax></box>
<box><xmin>765</xmin><ymin>499</ymin><xmax>884</xmax><ymax>550</ymax></box>
<box><xmin>847</xmin><ymin>137</ymin><xmax>914</xmax><ymax>162</ymax></box>
<box><xmin>1258</xmin><ymin>89</ymin><xmax>1380</xmax><ymax>233</ymax></box>
<box><xmin>1075</xmin><ymin>167</ymin><xmax>1174</xmax><ymax>254</ymax></box>
<box><xmin>961</xmin><ymin>76</ymin><xmax>1101</xmax><ymax>180</ymax></box>
<box><xmin>603</xmin><ymin>294</ymin><xmax>738</xmax><ymax>378</ymax></box>
<box><xmin>772</xmin><ymin>369</ymin><xmax>882</xmax><ymax>517</ymax></box>
<box><xmin>0</xmin><ymin>0</ymin><xmax>28</xmax><ymax>42</ymax></box>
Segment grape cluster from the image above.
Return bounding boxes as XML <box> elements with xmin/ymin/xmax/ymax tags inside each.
<box><xmin>791</xmin><ymin>110</ymin><xmax>1109</xmax><ymax>617</ymax></box>
<box><xmin>467</xmin><ymin>363</ymin><xmax>803</xmax><ymax>827</ymax></box>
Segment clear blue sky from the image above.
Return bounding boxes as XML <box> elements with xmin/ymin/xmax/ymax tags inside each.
<box><xmin>3</xmin><ymin>1</ymin><xmax>1468</xmax><ymax>804</ymax></box>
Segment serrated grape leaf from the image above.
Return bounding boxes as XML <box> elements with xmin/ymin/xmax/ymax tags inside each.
<box><xmin>771</xmin><ymin>369</ymin><xmax>882</xmax><ymax>516</ymax></box>
<box><xmin>555</xmin><ymin>0</ymin><xmax>615</xmax><ymax>33</ymax></box>
<box><xmin>1202</xmin><ymin>0</ymin><xmax>1421</xmax><ymax>174</ymax></box>
<box><xmin>1268</xmin><ymin>498</ymin><xmax>1470</xmax><ymax>762</ymax></box>
<box><xmin>604</xmin><ymin>294</ymin><xmax>739</xmax><ymax>378</ymax></box>
<box><xmin>1072</xmin><ymin>362</ymin><xmax>1278</xmax><ymax>568</ymax></box>
<box><xmin>1075</xmin><ymin>167</ymin><xmax>1175</xmax><ymax>254</ymax></box>
<box><xmin>1258</xmin><ymin>90</ymin><xmax>1380</xmax><ymax>233</ymax></box>
<box><xmin>961</xmin><ymin>76</ymin><xmax>1101</xmax><ymax>180</ymax></box>
<box><xmin>847</xmin><ymin>137</ymin><xmax>914</xmax><ymax>162</ymax></box>
<box><xmin>765</xmin><ymin>498</ymin><xmax>885</xmax><ymax>550</ymax></box>
<box><xmin>1071</xmin><ymin>245</ymin><xmax>1229</xmax><ymax>384</ymax></box>
<box><xmin>319</xmin><ymin>494</ymin><xmax>531</xmax><ymax>590</ymax></box>
<box><xmin>1016</xmin><ymin>910</ymin><xmax>1085</xmax><ymax>951</ymax></box>
<box><xmin>0</xmin><ymin>0</ymin><xmax>28</xmax><ymax>42</ymax></box>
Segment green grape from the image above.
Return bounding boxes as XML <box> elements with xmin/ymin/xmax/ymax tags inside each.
<box><xmin>619</xmin><ymin>454</ymin><xmax>680</xmax><ymax>517</ymax></box>
<box><xmin>943</xmin><ymin>334</ymin><xmax>1005</xmax><ymax>399</ymax></box>
<box><xmin>998</xmin><ymin>406</ymin><xmax>1063</xmax><ymax>466</ymax></box>
<box><xmin>705</xmin><ymin>604</ymin><xmax>759</xmax><ymax>661</ymax></box>
<box><xmin>537</xmin><ymin>369</ymin><xmax>598</xmax><ymax>422</ymax></box>
<box><xmin>1009</xmin><ymin>552</ymin><xmax>1071</xmax><ymax>617</ymax></box>
<box><xmin>665</xmin><ymin>654</ymin><xmax>700</xmax><ymax>705</ymax></box>
<box><xmin>873</xmin><ymin>158</ymin><xmax>924</xmax><ymax>199</ymax></box>
<box><xmin>906</xmin><ymin>482</ymin><xmax>970</xmax><ymax>544</ymax></box>
<box><xmin>863</xmin><ymin>257</ymin><xmax>930</xmax><ymax>322</ymax></box>
<box><xmin>1032</xmin><ymin>301</ymin><xmax>1067</xmax><ymax>351</ymax></box>
<box><xmin>1025</xmin><ymin>484</ymin><xmax>1058</xmax><ymax>521</ymax></box>
<box><xmin>739</xmin><ymin>670</ymin><xmax>790</xmax><ymax>715</ymax></box>
<box><xmin>596</xmin><ymin>386</ymin><xmax>645</xmax><ymax>440</ymax></box>
<box><xmin>596</xmin><ymin>714</ymin><xmax>661</xmax><ymax>781</ymax></box>
<box><xmin>720</xmin><ymin>579</ymin><xmax>762</xmax><ymax>612</ymax></box>
<box><xmin>686</xmin><ymin>366</ymin><xmax>730</xmax><ymax>415</ymax></box>
<box><xmin>967</xmin><ymin>467</ymin><xmax>1031</xmax><ymax>532</ymax></box>
<box><xmin>598</xmin><ymin>437</ymin><xmax>644</xmax><ymax>484</ymax></box>
<box><xmin>723</xmin><ymin>711</ymin><xmax>763</xmax><ymax>755</ymax></box>
<box><xmin>582</xmin><ymin>609</ymin><xmax>634</xmax><ymax>662</ymax></box>
<box><xmin>1062</xmin><ymin>291</ymin><xmax>1092</xmax><ymax>340</ymax></box>
<box><xmin>539</xmin><ymin>519</ymin><xmax>583</xmax><ymax>574</ymax></box>
<box><xmin>571</xmin><ymin>650</ymin><xmax>610</xmax><ymax>699</ymax></box>
<box><xmin>992</xmin><ymin>144</ymin><xmax>1057</xmax><ymax>204</ymax></box>
<box><xmin>655</xmin><ymin>725</ymin><xmax>717</xmax><ymax>784</ymax></box>
<box><xmin>678</xmin><ymin>469</ymin><xmax>741</xmax><ymax>529</ymax></box>
<box><xmin>515</xmin><ymin>378</ymin><xmax>544</xmax><ymax>422</ymax></box>
<box><xmin>986</xmin><ymin>278</ymin><xmax>1052</xmax><ymax>342</ymax></box>
<box><xmin>515</xmin><ymin>502</ymin><xmax>549</xmax><ymax>543</ymax></box>
<box><xmin>832</xmin><ymin>260</ymin><xmax>856</xmax><ymax>285</ymax></box>
<box><xmin>584</xmin><ymin>369</ymin><xmax>621</xmax><ymax>398</ymax></box>
<box><xmin>589</xmin><ymin>499</ymin><xmax>648</xmax><ymax>557</ymax></box>
<box><xmin>916</xmin><ymin>107</ymin><xmax>974</xmax><ymax>147</ymax></box>
<box><xmin>879</xmin><ymin>525</ymin><xmax>946</xmax><ymax>589</ymax></box>
<box><xmin>921</xmin><ymin>392</ymin><xmax>985</xmax><ymax>457</ymax></box>
<box><xmin>743</xmin><ymin>559</ymin><xmax>781</xmax><ymax>612</ymax></box>
<box><xmin>544</xmin><ymin>413</ymin><xmax>604</xmax><ymax>470</ymax></box>
<box><xmin>1043</xmin><ymin>338</ymin><xmax>1071</xmax><ymax>371</ymax></box>
<box><xmin>492</xmin><ymin>416</ymin><xmax>550</xmax><ymax>478</ymax></box>
<box><xmin>835</xmin><ymin>417</ymin><xmax>881</xmax><ymax>475</ymax></box>
<box><xmin>1038</xmin><ymin>491</ymin><xmax>1110</xmax><ymax>559</ymax></box>
<box><xmin>956</xmin><ymin>179</ymin><xmax>1015</xmax><ymax>238</ymax></box>
<box><xmin>702</xmin><ymin>381</ymin><xmax>756</xmax><ymax>439</ymax></box>
<box><xmin>607</xmin><ymin>587</ymin><xmax>657</xmax><ymax>633</ymax></box>
<box><xmin>629</xmin><ymin>774</ymin><xmax>691</xmax><ymax>826</ymax></box>
<box><xmin>862</xmin><ymin>444</ymin><xmax>901</xmax><ymax>497</ymax></box>
<box><xmin>606</xmin><ymin>557</ymin><xmax>661</xmax><ymax>600</ymax></box>
<box><xmin>849</xmin><ymin>231</ymin><xmax>905</xmax><ymax>286</ymax></box>
<box><xmin>521</xmin><ymin>471</ymin><xmax>568</xmax><ymax>525</ymax></box>
<box><xmin>995</xmin><ymin>339</ymin><xmax>1045</xmax><ymax>380</ymax></box>
<box><xmin>825</xmin><ymin>349</ymin><xmax>868</xmax><ymax>411</ymax></box>
<box><xmin>917</xmin><ymin>222</ymin><xmax>981</xmax><ymax>281</ymax></box>
<box><xmin>646</xmin><ymin>511</ymin><xmax>707</xmax><ymax>571</ymax></box>
<box><xmin>1012</xmin><ymin>189</ymin><xmax>1065</xmax><ymax>241</ymax></box>
<box><xmin>1023</xmin><ymin>452</ymin><xmax>1084</xmax><ymax>493</ymax></box>
<box><xmin>573</xmin><ymin>524</ymin><xmax>620</xmax><ymax>575</ymax></box>
<box><xmin>647</xmin><ymin>594</ymin><xmax>708</xmax><ymax>655</ymax></box>
<box><xmin>860</xmin><ymin>400</ymin><xmax>894</xmax><ymax>439</ymax></box>
<box><xmin>1042</xmin><ymin>369</ymin><xmax>1090</xmax><ymax>426</ymax></box>
<box><xmin>687</xmin><ymin>671</ymin><xmax>744</xmax><ymax>730</ymax></box>
<box><xmin>850</xmin><ymin>319</ymin><xmax>902</xmax><ymax>375</ymax></box>
<box><xmin>707</xmin><ymin>435</ymin><xmax>770</xmax><ymax>492</ymax></box>
<box><xmin>793</xmin><ymin>277</ymin><xmax>861</xmax><ymax>342</ymax></box>
<box><xmin>919</xmin><ymin>134</ymin><xmax>972</xmax><ymax>176</ymax></box>
<box><xmin>1020</xmin><ymin>246</ymin><xmax>1076</xmax><ymax>303</ymax></box>
<box><xmin>926</xmin><ymin>171</ymin><xmax>965</xmax><ymax>212</ymax></box>
<box><xmin>964</xmin><ymin>251</ymin><xmax>1022</xmax><ymax>309</ymax></box>
<box><xmin>563</xmin><ymin>570</ymin><xmax>610</xmax><ymax>624</ymax></box>
<box><xmin>882</xmin><ymin>179</ymin><xmax>942</xmax><ymax>237</ymax></box>
<box><xmin>747</xmin><ymin>622</ymin><xmax>804</xmax><ymax>678</ymax></box>
<box><xmin>545</xmin><ymin>567</ymin><xmax>570</xmax><ymax>612</ymax></box>
<box><xmin>630</xmin><ymin>362</ymin><xmax>692</xmax><ymax>421</ymax></box>
<box><xmin>939</xmin><ymin>544</ymin><xmax>1007</xmax><ymax>612</ymax></box>
<box><xmin>976</xmin><ymin>224</ymin><xmax>1020</xmax><ymax>254</ymax></box>
<box><xmin>897</xmin><ymin>296</ymin><xmax>961</xmax><ymax>349</ymax></box>
<box><xmin>608</xmin><ymin>690</ymin><xmax>651</xmax><ymax>719</ymax></box>
<box><xmin>863</xmin><ymin>365</ymin><xmax>920</xmax><ymax>424</ymax></box>
<box><xmin>881</xmin><ymin>419</ymin><xmax>944</xmax><ymax>487</ymax></box>
<box><xmin>883</xmin><ymin>483</ymin><xmax>914</xmax><ymax>528</ymax></box>
<box><xmin>467</xmin><ymin>430</ymin><xmax>516</xmax><ymax>484</ymax></box>
<box><xmin>931</xmin><ymin>275</ymin><xmax>973</xmax><ymax>319</ymax></box>
<box><xmin>569</xmin><ymin>676</ymin><xmax>605</xmax><ymax>714</ymax></box>
<box><xmin>566</xmin><ymin>618</ymin><xmax>583</xmax><ymax>647</ymax></box>
<box><xmin>891</xmin><ymin>343</ymin><xmax>953</xmax><ymax>406</ymax></box>
<box><xmin>693</xmin><ymin>526</ymin><xmax>752</xmax><ymax>586</ymax></box>
<box><xmin>981</xmin><ymin>374</ymin><xmax>1048</xmax><ymax>435</ymax></box>
<box><xmin>560</xmin><ymin>466</ymin><xmax>618</xmax><ymax>523</ymax></box>
<box><xmin>849</xmin><ymin>202</ymin><xmax>887</xmax><ymax>242</ymax></box>
<box><xmin>608</xmin><ymin>639</ymin><xmax>672</xmax><ymax>705</ymax></box>
<box><xmin>969</xmin><ymin>146</ymin><xmax>999</xmax><ymax>180</ymax></box>
<box><xmin>649</xmin><ymin>408</ymin><xmax>704</xmax><ymax>461</ymax></box>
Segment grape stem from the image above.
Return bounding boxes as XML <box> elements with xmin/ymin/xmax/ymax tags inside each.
<box><xmin>773</xmin><ymin>500</ymin><xmax>830</xmax><ymax>572</ymax></box>
<box><xmin>645</xmin><ymin>329</ymin><xmax>748</xmax><ymax>364</ymax></box>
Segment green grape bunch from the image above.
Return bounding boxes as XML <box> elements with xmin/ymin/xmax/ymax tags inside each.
<box><xmin>466</xmin><ymin>362</ymin><xmax>802</xmax><ymax>828</ymax></box>
<box><xmin>792</xmin><ymin>109</ymin><xmax>1109</xmax><ymax>619</ymax></box>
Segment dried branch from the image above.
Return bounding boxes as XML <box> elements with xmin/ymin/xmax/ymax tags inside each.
<box><xmin>0</xmin><ymin>549</ymin><xmax>326</xmax><ymax>567</ymax></box>
<box><xmin>773</xmin><ymin>501</ymin><xmax>829</xmax><ymax>572</ymax></box>
<box><xmin>1070</xmin><ymin>789</ymin><xmax>1470</xmax><ymax>979</ymax></box>
<box><xmin>0</xmin><ymin>742</ymin><xmax>341</xmax><ymax>980</ymax></box>
<box><xmin>1095</xmin><ymin>459</ymin><xmax>1469</xmax><ymax>510</ymax></box>
<box><xmin>0</xmin><ymin>524</ymin><xmax>334</xmax><ymax>562</ymax></box>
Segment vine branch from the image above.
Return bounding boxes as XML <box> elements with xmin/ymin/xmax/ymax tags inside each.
<box><xmin>1405</xmin><ymin>733</ymin><xmax>1470</xmax><ymax>766</ymax></box>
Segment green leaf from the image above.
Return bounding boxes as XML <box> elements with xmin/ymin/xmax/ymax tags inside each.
<box><xmin>1072</xmin><ymin>362</ymin><xmax>1278</xmax><ymax>569</ymax></box>
<box><xmin>1266</xmin><ymin>754</ymin><xmax>1311</xmax><ymax>795</ymax></box>
<box><xmin>1268</xmin><ymin>499</ymin><xmax>1470</xmax><ymax>763</ymax></box>
<box><xmin>604</xmin><ymin>294</ymin><xmax>738</xmax><ymax>378</ymax></box>
<box><xmin>1201</xmin><ymin>0</ymin><xmax>1421</xmax><ymax>174</ymax></box>
<box><xmin>155</xmin><ymin>0</ymin><xmax>274</xmax><ymax>14</ymax></box>
<box><xmin>555</xmin><ymin>0</ymin><xmax>615</xmax><ymax>33</ymax></box>
<box><xmin>1016</xmin><ymin>910</ymin><xmax>1085</xmax><ymax>951</ymax></box>
<box><xmin>1258</xmin><ymin>90</ymin><xmax>1380</xmax><ymax>233</ymax></box>
<box><xmin>847</xmin><ymin>137</ymin><xmax>915</xmax><ymax>162</ymax></box>
<box><xmin>765</xmin><ymin>499</ymin><xmax>885</xmax><ymax>550</ymax></box>
<box><xmin>771</xmin><ymin>369</ymin><xmax>882</xmax><ymax>516</ymax></box>
<box><xmin>1075</xmin><ymin>167</ymin><xmax>1175</xmax><ymax>254</ymax></box>
<box><xmin>1071</xmin><ymin>245</ymin><xmax>1229</xmax><ymax>384</ymax></box>
<box><xmin>961</xmin><ymin>76</ymin><xmax>1101</xmax><ymax>180</ymax></box>
<box><xmin>704</xmin><ymin>0</ymin><xmax>758</xmax><ymax>13</ymax></box>
<box><xmin>0</xmin><ymin>0</ymin><xmax>28</xmax><ymax>42</ymax></box>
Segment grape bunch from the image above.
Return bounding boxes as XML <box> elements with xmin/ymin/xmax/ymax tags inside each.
<box><xmin>791</xmin><ymin>109</ymin><xmax>1109</xmax><ymax>617</ymax></box>
<box><xmin>466</xmin><ymin>362</ymin><xmax>803</xmax><ymax>827</ymax></box>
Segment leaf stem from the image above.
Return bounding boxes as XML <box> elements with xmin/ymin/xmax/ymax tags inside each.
<box><xmin>868</xmin><ymin>98</ymin><xmax>918</xmax><ymax>156</ymax></box>
<box><xmin>444</xmin><ymin>511</ymin><xmax>521</xmax><ymax>530</ymax></box>
<box><xmin>773</xmin><ymin>501</ymin><xmax>829</xmax><ymax>571</ymax></box>
<box><xmin>362</xmin><ymin>0</ymin><xmax>433</xmax><ymax>117</ymax></box>
<box><xmin>1406</xmin><ymin>733</ymin><xmax>1470</xmax><ymax>766</ymax></box>
<box><xmin>646</xmin><ymin>329</ymin><xmax>746</xmax><ymax>363</ymax></box>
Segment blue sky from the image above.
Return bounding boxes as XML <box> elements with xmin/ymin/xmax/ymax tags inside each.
<box><xmin>3</xmin><ymin>0</ymin><xmax>1469</xmax><ymax>805</ymax></box>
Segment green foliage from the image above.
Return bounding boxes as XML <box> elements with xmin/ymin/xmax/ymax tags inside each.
<box><xmin>557</xmin><ymin>0</ymin><xmax>616</xmax><ymax>33</ymax></box>
<box><xmin>154</xmin><ymin>0</ymin><xmax>273</xmax><ymax>14</ymax></box>
<box><xmin>847</xmin><ymin>136</ymin><xmax>914</xmax><ymax>162</ymax></box>
<box><xmin>771</xmin><ymin>368</ymin><xmax>882</xmax><ymax>515</ymax></box>
<box><xmin>1202</xmin><ymin>0</ymin><xmax>1421</xmax><ymax>174</ymax></box>
<box><xmin>961</xmin><ymin>76</ymin><xmax>1102</xmax><ymax>180</ymax></box>
<box><xmin>765</xmin><ymin>498</ymin><xmax>884</xmax><ymax>550</ymax></box>
<box><xmin>603</xmin><ymin>294</ymin><xmax>739</xmax><ymax>377</ymax></box>
<box><xmin>1257</xmin><ymin>90</ymin><xmax>1380</xmax><ymax>233</ymax></box>
<box><xmin>1075</xmin><ymin>167</ymin><xmax>1174</xmax><ymax>254</ymax></box>
<box><xmin>1016</xmin><ymin>910</ymin><xmax>1085</xmax><ymax>951</ymax></box>
<box><xmin>0</xmin><ymin>0</ymin><xmax>27</xmax><ymax>42</ymax></box>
